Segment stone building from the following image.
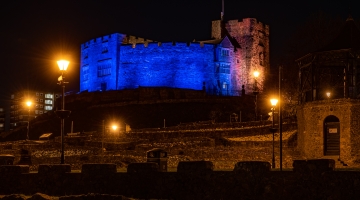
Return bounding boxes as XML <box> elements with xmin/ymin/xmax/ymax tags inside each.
<box><xmin>296</xmin><ymin>16</ymin><xmax>360</xmax><ymax>164</ymax></box>
<box><xmin>80</xmin><ymin>17</ymin><xmax>269</xmax><ymax>96</ymax></box>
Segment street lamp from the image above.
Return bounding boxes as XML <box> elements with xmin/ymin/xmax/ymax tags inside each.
<box><xmin>26</xmin><ymin>101</ymin><xmax>32</xmax><ymax>140</ymax></box>
<box><xmin>55</xmin><ymin>59</ymin><xmax>71</xmax><ymax>164</ymax></box>
<box><xmin>253</xmin><ymin>71</ymin><xmax>260</xmax><ymax>121</ymax></box>
<box><xmin>270</xmin><ymin>98</ymin><xmax>278</xmax><ymax>169</ymax></box>
<box><xmin>326</xmin><ymin>92</ymin><xmax>331</xmax><ymax>98</ymax></box>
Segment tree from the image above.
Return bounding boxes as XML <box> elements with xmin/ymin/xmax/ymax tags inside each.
<box><xmin>275</xmin><ymin>11</ymin><xmax>345</xmax><ymax>117</ymax></box>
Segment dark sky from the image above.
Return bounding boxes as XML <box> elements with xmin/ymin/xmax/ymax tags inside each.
<box><xmin>0</xmin><ymin>0</ymin><xmax>358</xmax><ymax>106</ymax></box>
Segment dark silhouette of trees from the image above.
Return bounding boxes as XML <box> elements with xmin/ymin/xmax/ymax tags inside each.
<box><xmin>274</xmin><ymin>11</ymin><xmax>349</xmax><ymax>117</ymax></box>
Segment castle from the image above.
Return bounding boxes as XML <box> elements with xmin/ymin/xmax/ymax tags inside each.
<box><xmin>80</xmin><ymin>17</ymin><xmax>269</xmax><ymax>96</ymax></box>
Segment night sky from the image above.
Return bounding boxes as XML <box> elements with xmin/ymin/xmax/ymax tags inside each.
<box><xmin>0</xmin><ymin>0</ymin><xmax>358</xmax><ymax>106</ymax></box>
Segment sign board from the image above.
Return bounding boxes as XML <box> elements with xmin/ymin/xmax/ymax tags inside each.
<box><xmin>328</xmin><ymin>128</ymin><xmax>338</xmax><ymax>134</ymax></box>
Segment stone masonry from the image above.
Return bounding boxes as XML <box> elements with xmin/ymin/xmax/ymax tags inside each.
<box><xmin>297</xmin><ymin>99</ymin><xmax>360</xmax><ymax>164</ymax></box>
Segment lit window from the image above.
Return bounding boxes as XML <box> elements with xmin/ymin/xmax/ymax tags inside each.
<box><xmin>45</xmin><ymin>94</ymin><xmax>53</xmax><ymax>98</ymax></box>
<box><xmin>223</xmin><ymin>82</ymin><xmax>227</xmax><ymax>89</ymax></box>
<box><xmin>45</xmin><ymin>100</ymin><xmax>52</xmax><ymax>104</ymax></box>
<box><xmin>45</xmin><ymin>106</ymin><xmax>52</xmax><ymax>110</ymax></box>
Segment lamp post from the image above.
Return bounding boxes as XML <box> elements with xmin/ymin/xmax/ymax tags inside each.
<box><xmin>270</xmin><ymin>99</ymin><xmax>278</xmax><ymax>169</ymax></box>
<box><xmin>112</xmin><ymin>125</ymin><xmax>119</xmax><ymax>142</ymax></box>
<box><xmin>56</xmin><ymin>59</ymin><xmax>70</xmax><ymax>164</ymax></box>
<box><xmin>253</xmin><ymin>71</ymin><xmax>260</xmax><ymax>121</ymax></box>
<box><xmin>26</xmin><ymin>101</ymin><xmax>32</xmax><ymax>140</ymax></box>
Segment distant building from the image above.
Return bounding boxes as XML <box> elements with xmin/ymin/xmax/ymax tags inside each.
<box><xmin>0</xmin><ymin>107</ymin><xmax>5</xmax><ymax>132</ymax></box>
<box><xmin>10</xmin><ymin>90</ymin><xmax>59</xmax><ymax>129</ymax></box>
<box><xmin>79</xmin><ymin>17</ymin><xmax>269</xmax><ymax>96</ymax></box>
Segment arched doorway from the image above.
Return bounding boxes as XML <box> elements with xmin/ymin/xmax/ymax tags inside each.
<box><xmin>323</xmin><ymin>115</ymin><xmax>340</xmax><ymax>156</ymax></box>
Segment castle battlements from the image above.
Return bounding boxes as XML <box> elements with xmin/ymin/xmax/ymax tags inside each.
<box><xmin>80</xmin><ymin>16</ymin><xmax>269</xmax><ymax>98</ymax></box>
<box><xmin>121</xmin><ymin>41</ymin><xmax>215</xmax><ymax>49</ymax></box>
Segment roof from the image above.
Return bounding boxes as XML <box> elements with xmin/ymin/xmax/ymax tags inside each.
<box><xmin>317</xmin><ymin>16</ymin><xmax>360</xmax><ymax>52</ymax></box>
<box><xmin>199</xmin><ymin>22</ymin><xmax>241</xmax><ymax>48</ymax></box>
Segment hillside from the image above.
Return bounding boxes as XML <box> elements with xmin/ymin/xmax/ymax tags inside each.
<box><xmin>1</xmin><ymin>88</ymin><xmax>270</xmax><ymax>141</ymax></box>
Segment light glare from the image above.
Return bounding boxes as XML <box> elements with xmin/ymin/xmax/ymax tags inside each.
<box><xmin>270</xmin><ymin>99</ymin><xmax>278</xmax><ymax>106</ymax></box>
<box><xmin>57</xmin><ymin>60</ymin><xmax>70</xmax><ymax>71</ymax></box>
<box><xmin>26</xmin><ymin>101</ymin><xmax>32</xmax><ymax>107</ymax></box>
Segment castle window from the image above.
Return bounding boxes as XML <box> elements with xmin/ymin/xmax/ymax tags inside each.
<box><xmin>221</xmin><ymin>49</ymin><xmax>229</xmax><ymax>56</ymax></box>
<box><xmin>97</xmin><ymin>64</ymin><xmax>111</xmax><ymax>77</ymax></box>
<box><xmin>220</xmin><ymin>64</ymin><xmax>230</xmax><ymax>74</ymax></box>
<box><xmin>102</xmin><ymin>47</ymin><xmax>108</xmax><ymax>53</ymax></box>
<box><xmin>215</xmin><ymin>64</ymin><xmax>220</xmax><ymax>73</ymax></box>
<box><xmin>83</xmin><ymin>65</ymin><xmax>89</xmax><ymax>80</ymax></box>
<box><xmin>259</xmin><ymin>52</ymin><xmax>264</xmax><ymax>66</ymax></box>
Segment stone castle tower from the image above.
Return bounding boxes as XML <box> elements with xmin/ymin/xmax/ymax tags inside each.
<box><xmin>79</xmin><ymin>15</ymin><xmax>269</xmax><ymax>96</ymax></box>
<box><xmin>211</xmin><ymin>18</ymin><xmax>270</xmax><ymax>93</ymax></box>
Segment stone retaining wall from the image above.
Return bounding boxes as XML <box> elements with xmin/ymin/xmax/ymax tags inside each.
<box><xmin>0</xmin><ymin>160</ymin><xmax>359</xmax><ymax>199</ymax></box>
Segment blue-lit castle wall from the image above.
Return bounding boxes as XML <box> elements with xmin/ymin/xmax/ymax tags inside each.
<box><xmin>79</xmin><ymin>18</ymin><xmax>269</xmax><ymax>96</ymax></box>
<box><xmin>80</xmin><ymin>35</ymin><xmax>239</xmax><ymax>96</ymax></box>
<box><xmin>118</xmin><ymin>42</ymin><xmax>231</xmax><ymax>95</ymax></box>
<box><xmin>80</xmin><ymin>33</ymin><xmax>125</xmax><ymax>92</ymax></box>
